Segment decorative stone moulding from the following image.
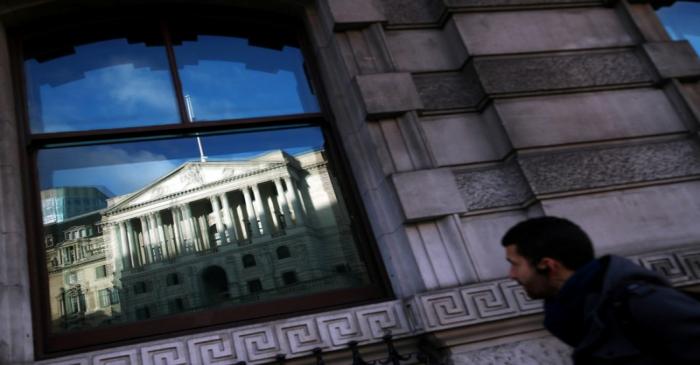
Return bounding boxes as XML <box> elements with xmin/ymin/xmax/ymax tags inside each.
<box><xmin>454</xmin><ymin>161</ymin><xmax>534</xmax><ymax>212</ymax></box>
<box><xmin>37</xmin><ymin>245</ymin><xmax>700</xmax><ymax>365</ymax></box>
<box><xmin>642</xmin><ymin>41</ymin><xmax>700</xmax><ymax>79</ymax></box>
<box><xmin>37</xmin><ymin>245</ymin><xmax>700</xmax><ymax>364</ymax></box>
<box><xmin>518</xmin><ymin>138</ymin><xmax>700</xmax><ymax>195</ymax></box>
<box><xmin>413</xmin><ymin>68</ymin><xmax>486</xmax><ymax>111</ymax></box>
<box><xmin>473</xmin><ymin>50</ymin><xmax>653</xmax><ymax>95</ymax></box>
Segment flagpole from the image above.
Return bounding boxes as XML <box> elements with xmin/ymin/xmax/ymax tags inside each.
<box><xmin>185</xmin><ymin>94</ymin><xmax>207</xmax><ymax>162</ymax></box>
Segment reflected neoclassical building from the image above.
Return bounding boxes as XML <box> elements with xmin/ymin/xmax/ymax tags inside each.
<box><xmin>46</xmin><ymin>149</ymin><xmax>368</xmax><ymax>330</ymax></box>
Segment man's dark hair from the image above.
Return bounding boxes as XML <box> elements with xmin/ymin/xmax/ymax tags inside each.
<box><xmin>501</xmin><ymin>216</ymin><xmax>595</xmax><ymax>270</ymax></box>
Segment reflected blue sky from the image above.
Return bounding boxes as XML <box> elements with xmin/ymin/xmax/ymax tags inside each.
<box><xmin>657</xmin><ymin>1</ymin><xmax>700</xmax><ymax>55</ymax></box>
<box><xmin>175</xmin><ymin>35</ymin><xmax>319</xmax><ymax>121</ymax></box>
<box><xmin>25</xmin><ymin>38</ymin><xmax>180</xmax><ymax>133</ymax></box>
<box><xmin>38</xmin><ymin>126</ymin><xmax>325</xmax><ymax>196</ymax></box>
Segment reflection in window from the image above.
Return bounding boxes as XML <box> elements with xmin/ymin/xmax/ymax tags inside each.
<box><xmin>166</xmin><ymin>273</ymin><xmax>180</xmax><ymax>286</ymax></box>
<box><xmin>282</xmin><ymin>271</ymin><xmax>298</xmax><ymax>285</ymax></box>
<box><xmin>39</xmin><ymin>126</ymin><xmax>370</xmax><ymax>333</ymax></box>
<box><xmin>247</xmin><ymin>279</ymin><xmax>263</xmax><ymax>293</ymax></box>
<box><xmin>23</xmin><ymin>24</ymin><xmax>180</xmax><ymax>133</ymax></box>
<box><xmin>276</xmin><ymin>246</ymin><xmax>291</xmax><ymax>260</ymax></box>
<box><xmin>173</xmin><ymin>32</ymin><xmax>319</xmax><ymax>121</ymax></box>
<box><xmin>242</xmin><ymin>254</ymin><xmax>256</xmax><ymax>268</ymax></box>
<box><xmin>657</xmin><ymin>1</ymin><xmax>700</xmax><ymax>55</ymax></box>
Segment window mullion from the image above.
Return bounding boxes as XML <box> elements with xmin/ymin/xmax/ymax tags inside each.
<box><xmin>161</xmin><ymin>19</ymin><xmax>191</xmax><ymax>124</ymax></box>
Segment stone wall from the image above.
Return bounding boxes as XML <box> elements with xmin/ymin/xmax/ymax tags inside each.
<box><xmin>1</xmin><ymin>0</ymin><xmax>699</xmax><ymax>363</ymax></box>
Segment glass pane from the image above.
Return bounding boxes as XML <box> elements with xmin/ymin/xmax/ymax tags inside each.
<box><xmin>38</xmin><ymin>126</ymin><xmax>369</xmax><ymax>334</ymax></box>
<box><xmin>657</xmin><ymin>1</ymin><xmax>700</xmax><ymax>55</ymax></box>
<box><xmin>172</xmin><ymin>28</ymin><xmax>320</xmax><ymax>121</ymax></box>
<box><xmin>24</xmin><ymin>23</ymin><xmax>180</xmax><ymax>133</ymax></box>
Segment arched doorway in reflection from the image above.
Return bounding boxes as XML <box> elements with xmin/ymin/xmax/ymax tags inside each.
<box><xmin>201</xmin><ymin>265</ymin><xmax>229</xmax><ymax>306</ymax></box>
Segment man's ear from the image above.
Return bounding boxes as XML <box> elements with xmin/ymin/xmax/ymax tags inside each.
<box><xmin>536</xmin><ymin>257</ymin><xmax>556</xmax><ymax>275</ymax></box>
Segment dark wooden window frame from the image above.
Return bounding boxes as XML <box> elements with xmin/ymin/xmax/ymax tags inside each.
<box><xmin>10</xmin><ymin>5</ymin><xmax>392</xmax><ymax>358</ymax></box>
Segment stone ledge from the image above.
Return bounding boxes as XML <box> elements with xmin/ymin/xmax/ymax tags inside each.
<box><xmin>519</xmin><ymin>139</ymin><xmax>700</xmax><ymax>195</ymax></box>
<box><xmin>354</xmin><ymin>73</ymin><xmax>423</xmax><ymax>118</ymax></box>
<box><xmin>642</xmin><ymin>41</ymin><xmax>700</xmax><ymax>79</ymax></box>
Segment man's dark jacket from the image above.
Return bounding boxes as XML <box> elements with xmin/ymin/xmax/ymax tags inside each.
<box><xmin>544</xmin><ymin>255</ymin><xmax>700</xmax><ymax>365</ymax></box>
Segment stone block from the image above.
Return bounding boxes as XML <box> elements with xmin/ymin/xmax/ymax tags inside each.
<box><xmin>421</xmin><ymin>108</ymin><xmax>510</xmax><ymax>167</ymax></box>
<box><xmin>453</xmin><ymin>8</ymin><xmax>634</xmax><ymax>55</ymax></box>
<box><xmin>450</xmin><ymin>334</ymin><xmax>572</xmax><ymax>365</ymax></box>
<box><xmin>643</xmin><ymin>41</ymin><xmax>700</xmax><ymax>79</ymax></box>
<box><xmin>495</xmin><ymin>88</ymin><xmax>687</xmax><ymax>148</ymax></box>
<box><xmin>355</xmin><ymin>73</ymin><xmax>423</xmax><ymax>118</ymax></box>
<box><xmin>445</xmin><ymin>0</ymin><xmax>591</xmax><ymax>6</ymax></box>
<box><xmin>324</xmin><ymin>0</ymin><xmax>385</xmax><ymax>30</ymax></box>
<box><xmin>475</xmin><ymin>50</ymin><xmax>652</xmax><ymax>95</ymax></box>
<box><xmin>413</xmin><ymin>67</ymin><xmax>485</xmax><ymax>111</ymax></box>
<box><xmin>379</xmin><ymin>0</ymin><xmax>445</xmax><ymax>25</ymax></box>
<box><xmin>0</xmin><ymin>231</ymin><xmax>33</xmax><ymax>363</ymax></box>
<box><xmin>0</xmin><ymin>165</ymin><xmax>25</xmax><ymax>235</ymax></box>
<box><xmin>391</xmin><ymin>168</ymin><xmax>466</xmax><ymax>221</ymax></box>
<box><xmin>542</xmin><ymin>180</ymin><xmax>700</xmax><ymax>255</ymax></box>
<box><xmin>405</xmin><ymin>216</ymin><xmax>477</xmax><ymax>290</ymax></box>
<box><xmin>519</xmin><ymin>139</ymin><xmax>700</xmax><ymax>194</ymax></box>
<box><xmin>460</xmin><ymin>210</ymin><xmax>532</xmax><ymax>281</ymax></box>
<box><xmin>455</xmin><ymin>161</ymin><xmax>534</xmax><ymax>212</ymax></box>
<box><xmin>385</xmin><ymin>27</ymin><xmax>465</xmax><ymax>72</ymax></box>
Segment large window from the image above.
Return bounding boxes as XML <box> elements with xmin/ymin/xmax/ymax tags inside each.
<box><xmin>18</xmin><ymin>10</ymin><xmax>386</xmax><ymax>355</ymax></box>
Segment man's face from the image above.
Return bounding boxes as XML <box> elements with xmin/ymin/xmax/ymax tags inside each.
<box><xmin>505</xmin><ymin>245</ymin><xmax>556</xmax><ymax>299</ymax></box>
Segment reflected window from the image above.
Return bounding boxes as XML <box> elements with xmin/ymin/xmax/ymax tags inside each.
<box><xmin>23</xmin><ymin>23</ymin><xmax>180</xmax><ymax>133</ymax></box>
<box><xmin>282</xmin><ymin>271</ymin><xmax>297</xmax><ymax>285</ymax></box>
<box><xmin>276</xmin><ymin>246</ymin><xmax>291</xmax><ymax>260</ymax></box>
<box><xmin>166</xmin><ymin>273</ymin><xmax>180</xmax><ymax>286</ymax></box>
<box><xmin>656</xmin><ymin>1</ymin><xmax>700</xmax><ymax>55</ymax></box>
<box><xmin>242</xmin><ymin>254</ymin><xmax>256</xmax><ymax>268</ymax></box>
<box><xmin>172</xmin><ymin>27</ymin><xmax>319</xmax><ymax>121</ymax></box>
<box><xmin>247</xmin><ymin>279</ymin><xmax>263</xmax><ymax>293</ymax></box>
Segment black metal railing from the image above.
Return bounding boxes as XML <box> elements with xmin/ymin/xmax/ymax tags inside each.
<box><xmin>230</xmin><ymin>334</ymin><xmax>445</xmax><ymax>365</ymax></box>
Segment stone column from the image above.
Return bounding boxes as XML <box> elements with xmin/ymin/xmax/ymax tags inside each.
<box><xmin>251</xmin><ymin>184</ymin><xmax>272</xmax><ymax>236</ymax></box>
<box><xmin>274</xmin><ymin>178</ymin><xmax>292</xmax><ymax>228</ymax></box>
<box><xmin>219</xmin><ymin>192</ymin><xmax>238</xmax><ymax>242</ymax></box>
<box><xmin>242</xmin><ymin>187</ymin><xmax>260</xmax><ymax>237</ymax></box>
<box><xmin>125</xmin><ymin>220</ymin><xmax>140</xmax><ymax>267</ymax></box>
<box><xmin>139</xmin><ymin>216</ymin><xmax>152</xmax><ymax>263</ymax></box>
<box><xmin>183</xmin><ymin>203</ymin><xmax>201</xmax><ymax>251</ymax></box>
<box><xmin>108</xmin><ymin>223</ymin><xmax>124</xmax><ymax>273</ymax></box>
<box><xmin>283</xmin><ymin>176</ymin><xmax>304</xmax><ymax>225</ymax></box>
<box><xmin>210</xmin><ymin>195</ymin><xmax>225</xmax><ymax>245</ymax></box>
<box><xmin>118</xmin><ymin>222</ymin><xmax>132</xmax><ymax>269</ymax></box>
<box><xmin>171</xmin><ymin>207</ymin><xmax>184</xmax><ymax>255</ymax></box>
<box><xmin>155</xmin><ymin>212</ymin><xmax>169</xmax><ymax>258</ymax></box>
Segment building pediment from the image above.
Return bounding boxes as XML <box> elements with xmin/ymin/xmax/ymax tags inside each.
<box><xmin>106</xmin><ymin>150</ymin><xmax>292</xmax><ymax>213</ymax></box>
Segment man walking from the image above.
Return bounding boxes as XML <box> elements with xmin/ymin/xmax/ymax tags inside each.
<box><xmin>502</xmin><ymin>216</ymin><xmax>700</xmax><ymax>364</ymax></box>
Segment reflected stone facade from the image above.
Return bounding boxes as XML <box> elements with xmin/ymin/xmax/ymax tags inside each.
<box><xmin>45</xmin><ymin>149</ymin><xmax>367</xmax><ymax>330</ymax></box>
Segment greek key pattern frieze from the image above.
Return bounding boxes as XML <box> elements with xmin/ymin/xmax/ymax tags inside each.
<box><xmin>40</xmin><ymin>300</ymin><xmax>410</xmax><ymax>365</ymax></box>
<box><xmin>631</xmin><ymin>246</ymin><xmax>700</xmax><ymax>286</ymax></box>
<box><xmin>38</xmin><ymin>246</ymin><xmax>700</xmax><ymax>364</ymax></box>
<box><xmin>413</xmin><ymin>279</ymin><xmax>542</xmax><ymax>331</ymax></box>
